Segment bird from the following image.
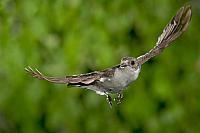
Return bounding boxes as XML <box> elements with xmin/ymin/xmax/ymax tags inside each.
<box><xmin>25</xmin><ymin>4</ymin><xmax>192</xmax><ymax>107</ymax></box>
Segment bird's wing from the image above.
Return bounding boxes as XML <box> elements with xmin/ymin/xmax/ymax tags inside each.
<box><xmin>136</xmin><ymin>4</ymin><xmax>192</xmax><ymax>65</ymax></box>
<box><xmin>25</xmin><ymin>67</ymin><xmax>103</xmax><ymax>85</ymax></box>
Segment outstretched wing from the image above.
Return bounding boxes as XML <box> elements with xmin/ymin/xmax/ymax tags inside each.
<box><xmin>25</xmin><ymin>67</ymin><xmax>103</xmax><ymax>85</ymax></box>
<box><xmin>136</xmin><ymin>4</ymin><xmax>192</xmax><ymax>65</ymax></box>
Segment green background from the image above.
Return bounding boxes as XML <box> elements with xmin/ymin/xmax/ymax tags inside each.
<box><xmin>0</xmin><ymin>0</ymin><xmax>200</xmax><ymax>133</ymax></box>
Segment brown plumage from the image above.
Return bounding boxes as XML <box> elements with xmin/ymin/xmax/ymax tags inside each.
<box><xmin>25</xmin><ymin>66</ymin><xmax>103</xmax><ymax>84</ymax></box>
<box><xmin>136</xmin><ymin>4</ymin><xmax>192</xmax><ymax>65</ymax></box>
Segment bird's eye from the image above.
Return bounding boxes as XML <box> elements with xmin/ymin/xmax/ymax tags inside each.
<box><xmin>131</xmin><ymin>61</ymin><xmax>135</xmax><ymax>65</ymax></box>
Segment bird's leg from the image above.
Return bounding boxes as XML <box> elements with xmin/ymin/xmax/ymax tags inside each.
<box><xmin>114</xmin><ymin>92</ymin><xmax>123</xmax><ymax>105</ymax></box>
<box><xmin>105</xmin><ymin>93</ymin><xmax>112</xmax><ymax>108</ymax></box>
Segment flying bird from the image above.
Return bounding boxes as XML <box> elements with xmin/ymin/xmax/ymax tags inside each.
<box><xmin>25</xmin><ymin>5</ymin><xmax>192</xmax><ymax>107</ymax></box>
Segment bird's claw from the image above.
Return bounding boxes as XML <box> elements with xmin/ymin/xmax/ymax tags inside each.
<box><xmin>105</xmin><ymin>92</ymin><xmax>124</xmax><ymax>108</ymax></box>
<box><xmin>106</xmin><ymin>94</ymin><xmax>113</xmax><ymax>108</ymax></box>
<box><xmin>114</xmin><ymin>93</ymin><xmax>123</xmax><ymax>105</ymax></box>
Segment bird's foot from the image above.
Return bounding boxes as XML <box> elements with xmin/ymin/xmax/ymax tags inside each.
<box><xmin>105</xmin><ymin>92</ymin><xmax>123</xmax><ymax>108</ymax></box>
<box><xmin>105</xmin><ymin>94</ymin><xmax>113</xmax><ymax>108</ymax></box>
<box><xmin>114</xmin><ymin>92</ymin><xmax>123</xmax><ymax>105</ymax></box>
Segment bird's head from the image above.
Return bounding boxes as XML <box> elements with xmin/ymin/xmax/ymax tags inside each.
<box><xmin>120</xmin><ymin>57</ymin><xmax>140</xmax><ymax>69</ymax></box>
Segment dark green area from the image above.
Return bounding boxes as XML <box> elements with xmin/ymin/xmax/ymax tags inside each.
<box><xmin>0</xmin><ymin>0</ymin><xmax>200</xmax><ymax>133</ymax></box>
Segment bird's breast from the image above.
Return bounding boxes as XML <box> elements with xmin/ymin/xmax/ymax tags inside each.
<box><xmin>100</xmin><ymin>66</ymin><xmax>141</xmax><ymax>92</ymax></box>
<box><xmin>113</xmin><ymin>66</ymin><xmax>140</xmax><ymax>88</ymax></box>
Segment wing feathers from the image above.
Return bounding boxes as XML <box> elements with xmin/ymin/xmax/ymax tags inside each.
<box><xmin>25</xmin><ymin>67</ymin><xmax>102</xmax><ymax>85</ymax></box>
<box><xmin>136</xmin><ymin>4</ymin><xmax>192</xmax><ymax>65</ymax></box>
<box><xmin>25</xmin><ymin>67</ymin><xmax>70</xmax><ymax>84</ymax></box>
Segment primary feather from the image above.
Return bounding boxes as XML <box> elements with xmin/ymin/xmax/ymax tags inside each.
<box><xmin>136</xmin><ymin>5</ymin><xmax>192</xmax><ymax>65</ymax></box>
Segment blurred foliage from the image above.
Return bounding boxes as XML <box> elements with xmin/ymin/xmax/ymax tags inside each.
<box><xmin>0</xmin><ymin>0</ymin><xmax>200</xmax><ymax>133</ymax></box>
